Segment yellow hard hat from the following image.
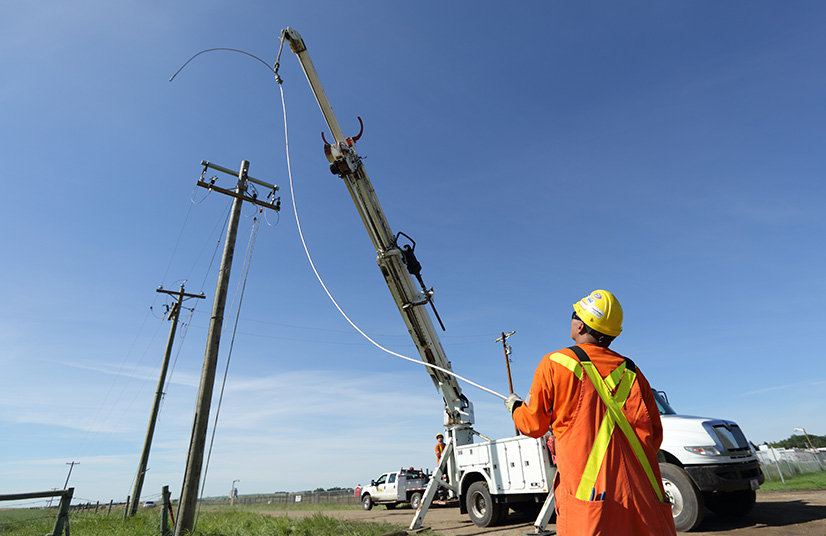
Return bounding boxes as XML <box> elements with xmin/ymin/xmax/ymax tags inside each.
<box><xmin>436</xmin><ymin>433</ymin><xmax>444</xmax><ymax>439</ymax></box>
<box><xmin>573</xmin><ymin>290</ymin><xmax>623</xmax><ymax>337</ymax></box>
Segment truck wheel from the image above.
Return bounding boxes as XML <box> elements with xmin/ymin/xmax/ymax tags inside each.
<box><xmin>409</xmin><ymin>492</ymin><xmax>423</xmax><ymax>510</ymax></box>
<box><xmin>705</xmin><ymin>489</ymin><xmax>756</xmax><ymax>517</ymax></box>
<box><xmin>361</xmin><ymin>494</ymin><xmax>373</xmax><ymax>511</ymax></box>
<box><xmin>660</xmin><ymin>463</ymin><xmax>704</xmax><ymax>532</ymax></box>
<box><xmin>466</xmin><ymin>481</ymin><xmax>503</xmax><ymax>528</ymax></box>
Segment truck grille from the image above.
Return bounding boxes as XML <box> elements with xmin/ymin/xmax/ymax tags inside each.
<box><xmin>710</xmin><ymin>423</ymin><xmax>751</xmax><ymax>453</ymax></box>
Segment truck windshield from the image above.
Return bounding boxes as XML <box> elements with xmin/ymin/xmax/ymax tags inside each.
<box><xmin>654</xmin><ymin>390</ymin><xmax>677</xmax><ymax>415</ymax></box>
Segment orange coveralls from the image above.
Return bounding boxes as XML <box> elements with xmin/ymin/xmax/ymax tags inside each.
<box><xmin>513</xmin><ymin>344</ymin><xmax>676</xmax><ymax>535</ymax></box>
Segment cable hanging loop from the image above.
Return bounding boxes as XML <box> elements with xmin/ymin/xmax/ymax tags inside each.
<box><xmin>169</xmin><ymin>48</ymin><xmax>275</xmax><ymax>82</ymax></box>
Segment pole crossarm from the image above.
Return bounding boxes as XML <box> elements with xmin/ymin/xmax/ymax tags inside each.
<box><xmin>157</xmin><ymin>286</ymin><xmax>206</xmax><ymax>300</ymax></box>
<box><xmin>199</xmin><ymin>160</ymin><xmax>281</xmax><ymax>211</ymax></box>
<box><xmin>201</xmin><ymin>160</ymin><xmax>277</xmax><ymax>191</ymax></box>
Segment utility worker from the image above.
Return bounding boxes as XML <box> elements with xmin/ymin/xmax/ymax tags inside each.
<box><xmin>505</xmin><ymin>290</ymin><xmax>676</xmax><ymax>535</ymax></box>
<box><xmin>435</xmin><ymin>433</ymin><xmax>445</xmax><ymax>463</ymax></box>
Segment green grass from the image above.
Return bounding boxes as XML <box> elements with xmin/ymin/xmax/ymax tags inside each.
<box><xmin>0</xmin><ymin>508</ymin><xmax>423</xmax><ymax>536</ymax></box>
<box><xmin>0</xmin><ymin>507</ymin><xmax>56</xmax><ymax>533</ymax></box>
<box><xmin>212</xmin><ymin>502</ymin><xmax>362</xmax><ymax>512</ymax></box>
<box><xmin>759</xmin><ymin>470</ymin><xmax>826</xmax><ymax>492</ymax></box>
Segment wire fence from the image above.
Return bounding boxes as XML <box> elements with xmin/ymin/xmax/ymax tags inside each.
<box><xmin>201</xmin><ymin>489</ymin><xmax>361</xmax><ymax>507</ymax></box>
<box><xmin>756</xmin><ymin>447</ymin><xmax>826</xmax><ymax>482</ymax></box>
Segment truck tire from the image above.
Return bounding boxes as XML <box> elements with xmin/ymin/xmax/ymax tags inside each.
<box><xmin>466</xmin><ymin>481</ymin><xmax>503</xmax><ymax>528</ymax></box>
<box><xmin>409</xmin><ymin>492</ymin><xmax>423</xmax><ymax>510</ymax></box>
<box><xmin>361</xmin><ymin>494</ymin><xmax>373</xmax><ymax>511</ymax></box>
<box><xmin>705</xmin><ymin>489</ymin><xmax>756</xmax><ymax>517</ymax></box>
<box><xmin>660</xmin><ymin>463</ymin><xmax>704</xmax><ymax>532</ymax></box>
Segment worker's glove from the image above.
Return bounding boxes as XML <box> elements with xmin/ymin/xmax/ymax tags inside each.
<box><xmin>505</xmin><ymin>393</ymin><xmax>523</xmax><ymax>414</ymax></box>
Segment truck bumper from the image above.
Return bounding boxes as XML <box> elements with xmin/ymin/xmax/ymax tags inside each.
<box><xmin>684</xmin><ymin>460</ymin><xmax>765</xmax><ymax>492</ymax></box>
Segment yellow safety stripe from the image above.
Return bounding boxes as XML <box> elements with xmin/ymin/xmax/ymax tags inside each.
<box><xmin>575</xmin><ymin>365</ymin><xmax>634</xmax><ymax>500</ymax></box>
<box><xmin>579</xmin><ymin>362</ymin><xmax>665</xmax><ymax>502</ymax></box>
<box><xmin>550</xmin><ymin>350</ymin><xmax>623</xmax><ymax>391</ymax></box>
<box><xmin>604</xmin><ymin>361</ymin><xmax>626</xmax><ymax>392</ymax></box>
<box><xmin>548</xmin><ymin>352</ymin><xmax>582</xmax><ymax>380</ymax></box>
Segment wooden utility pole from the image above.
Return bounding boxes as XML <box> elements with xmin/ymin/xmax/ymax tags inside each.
<box><xmin>175</xmin><ymin>160</ymin><xmax>279</xmax><ymax>536</ymax></box>
<box><xmin>495</xmin><ymin>331</ymin><xmax>518</xmax><ymax>435</ymax></box>
<box><xmin>63</xmin><ymin>461</ymin><xmax>79</xmax><ymax>489</ymax></box>
<box><xmin>130</xmin><ymin>284</ymin><xmax>204</xmax><ymax>516</ymax></box>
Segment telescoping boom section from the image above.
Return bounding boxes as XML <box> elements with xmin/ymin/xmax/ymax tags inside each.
<box><xmin>282</xmin><ymin>27</ymin><xmax>474</xmax><ymax>441</ymax></box>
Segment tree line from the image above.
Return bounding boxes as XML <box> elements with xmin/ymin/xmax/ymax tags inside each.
<box><xmin>765</xmin><ymin>433</ymin><xmax>826</xmax><ymax>449</ymax></box>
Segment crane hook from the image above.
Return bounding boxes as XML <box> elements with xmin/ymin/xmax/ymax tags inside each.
<box><xmin>321</xmin><ymin>116</ymin><xmax>364</xmax><ymax>147</ymax></box>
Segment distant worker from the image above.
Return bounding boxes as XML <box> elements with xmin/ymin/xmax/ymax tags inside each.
<box><xmin>505</xmin><ymin>290</ymin><xmax>676</xmax><ymax>535</ymax></box>
<box><xmin>435</xmin><ymin>433</ymin><xmax>445</xmax><ymax>463</ymax></box>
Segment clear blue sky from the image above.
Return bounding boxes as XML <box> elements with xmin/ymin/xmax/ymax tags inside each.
<box><xmin>2</xmin><ymin>1</ymin><xmax>824</xmax><ymax>506</ymax></box>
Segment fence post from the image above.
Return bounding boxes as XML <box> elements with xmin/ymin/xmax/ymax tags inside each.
<box><xmin>161</xmin><ymin>486</ymin><xmax>172</xmax><ymax>536</ymax></box>
<box><xmin>51</xmin><ymin>487</ymin><xmax>74</xmax><ymax>536</ymax></box>
<box><xmin>123</xmin><ymin>495</ymin><xmax>130</xmax><ymax>521</ymax></box>
<box><xmin>769</xmin><ymin>448</ymin><xmax>786</xmax><ymax>485</ymax></box>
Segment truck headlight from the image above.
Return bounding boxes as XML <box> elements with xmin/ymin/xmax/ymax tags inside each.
<box><xmin>684</xmin><ymin>446</ymin><xmax>721</xmax><ymax>456</ymax></box>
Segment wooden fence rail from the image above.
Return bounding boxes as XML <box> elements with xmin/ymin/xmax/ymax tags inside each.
<box><xmin>0</xmin><ymin>488</ymin><xmax>74</xmax><ymax>536</ymax></box>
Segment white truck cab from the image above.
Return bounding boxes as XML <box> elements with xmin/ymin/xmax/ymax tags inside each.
<box><xmin>655</xmin><ymin>390</ymin><xmax>764</xmax><ymax>531</ymax></box>
<box><xmin>360</xmin><ymin>468</ymin><xmax>430</xmax><ymax>511</ymax></box>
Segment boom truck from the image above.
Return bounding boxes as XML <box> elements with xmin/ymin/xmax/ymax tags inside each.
<box><xmin>280</xmin><ymin>28</ymin><xmax>763</xmax><ymax>533</ymax></box>
<box><xmin>280</xmin><ymin>27</ymin><xmax>557</xmax><ymax>533</ymax></box>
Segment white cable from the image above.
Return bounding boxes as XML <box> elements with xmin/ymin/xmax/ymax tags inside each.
<box><xmin>277</xmin><ymin>83</ymin><xmax>506</xmax><ymax>402</ymax></box>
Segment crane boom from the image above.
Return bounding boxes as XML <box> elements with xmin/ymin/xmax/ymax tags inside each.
<box><xmin>282</xmin><ymin>28</ymin><xmax>473</xmax><ymax>434</ymax></box>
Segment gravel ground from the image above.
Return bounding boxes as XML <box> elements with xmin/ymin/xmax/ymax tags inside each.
<box><xmin>262</xmin><ymin>489</ymin><xmax>826</xmax><ymax>535</ymax></box>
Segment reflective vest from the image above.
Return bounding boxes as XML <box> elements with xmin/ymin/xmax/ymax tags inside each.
<box><xmin>514</xmin><ymin>344</ymin><xmax>676</xmax><ymax>536</ymax></box>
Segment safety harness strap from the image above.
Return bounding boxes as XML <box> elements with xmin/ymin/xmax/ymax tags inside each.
<box><xmin>569</xmin><ymin>346</ymin><xmax>665</xmax><ymax>503</ymax></box>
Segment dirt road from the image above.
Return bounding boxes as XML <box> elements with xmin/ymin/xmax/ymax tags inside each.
<box><xmin>263</xmin><ymin>490</ymin><xmax>826</xmax><ymax>535</ymax></box>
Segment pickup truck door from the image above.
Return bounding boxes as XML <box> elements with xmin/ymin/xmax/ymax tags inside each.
<box><xmin>374</xmin><ymin>472</ymin><xmax>398</xmax><ymax>501</ymax></box>
<box><xmin>373</xmin><ymin>474</ymin><xmax>388</xmax><ymax>500</ymax></box>
<box><xmin>386</xmin><ymin>472</ymin><xmax>399</xmax><ymax>500</ymax></box>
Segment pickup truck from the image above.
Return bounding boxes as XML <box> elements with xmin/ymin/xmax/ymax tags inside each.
<box><xmin>360</xmin><ymin>468</ymin><xmax>430</xmax><ymax>510</ymax></box>
<box><xmin>656</xmin><ymin>390</ymin><xmax>764</xmax><ymax>531</ymax></box>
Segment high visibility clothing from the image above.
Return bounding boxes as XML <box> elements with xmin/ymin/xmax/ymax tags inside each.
<box><xmin>435</xmin><ymin>442</ymin><xmax>445</xmax><ymax>462</ymax></box>
<box><xmin>513</xmin><ymin>344</ymin><xmax>676</xmax><ymax>536</ymax></box>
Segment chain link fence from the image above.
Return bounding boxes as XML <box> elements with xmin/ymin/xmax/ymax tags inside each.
<box><xmin>756</xmin><ymin>446</ymin><xmax>826</xmax><ymax>482</ymax></box>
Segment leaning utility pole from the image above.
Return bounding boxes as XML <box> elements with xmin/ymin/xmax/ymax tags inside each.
<box><xmin>130</xmin><ymin>284</ymin><xmax>205</xmax><ymax>516</ymax></box>
<box><xmin>495</xmin><ymin>331</ymin><xmax>518</xmax><ymax>435</ymax></box>
<box><xmin>175</xmin><ymin>160</ymin><xmax>279</xmax><ymax>536</ymax></box>
<box><xmin>63</xmin><ymin>461</ymin><xmax>79</xmax><ymax>489</ymax></box>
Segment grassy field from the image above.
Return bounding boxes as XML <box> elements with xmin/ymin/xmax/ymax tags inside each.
<box><xmin>759</xmin><ymin>470</ymin><xmax>826</xmax><ymax>492</ymax></box>
<box><xmin>4</xmin><ymin>473</ymin><xmax>823</xmax><ymax>536</ymax></box>
<box><xmin>0</xmin><ymin>507</ymin><xmax>415</xmax><ymax>536</ymax></box>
